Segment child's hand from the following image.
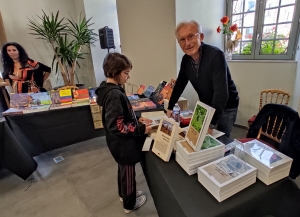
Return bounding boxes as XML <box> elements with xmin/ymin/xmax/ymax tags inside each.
<box><xmin>144</xmin><ymin>126</ymin><xmax>152</xmax><ymax>134</ymax></box>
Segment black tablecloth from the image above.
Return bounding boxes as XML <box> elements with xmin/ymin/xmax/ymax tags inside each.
<box><xmin>142</xmin><ymin>141</ymin><xmax>300</xmax><ymax>217</ymax></box>
<box><xmin>0</xmin><ymin>119</ymin><xmax>37</xmax><ymax>180</ymax></box>
<box><xmin>5</xmin><ymin>105</ymin><xmax>105</xmax><ymax>157</ymax></box>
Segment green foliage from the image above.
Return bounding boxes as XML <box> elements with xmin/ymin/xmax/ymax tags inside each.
<box><xmin>201</xmin><ymin>136</ymin><xmax>221</xmax><ymax>150</ymax></box>
<box><xmin>191</xmin><ymin>105</ymin><xmax>207</xmax><ymax>132</ymax></box>
<box><xmin>28</xmin><ymin>10</ymin><xmax>98</xmax><ymax>85</ymax></box>
<box><xmin>240</xmin><ymin>27</ymin><xmax>288</xmax><ymax>55</ymax></box>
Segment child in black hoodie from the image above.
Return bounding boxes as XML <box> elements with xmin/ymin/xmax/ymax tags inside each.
<box><xmin>96</xmin><ymin>53</ymin><xmax>152</xmax><ymax>214</ymax></box>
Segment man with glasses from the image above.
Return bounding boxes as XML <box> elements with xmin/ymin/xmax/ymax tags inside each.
<box><xmin>166</xmin><ymin>20</ymin><xmax>239</xmax><ymax>137</ymax></box>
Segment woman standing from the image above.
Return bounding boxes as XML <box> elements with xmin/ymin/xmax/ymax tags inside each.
<box><xmin>1</xmin><ymin>42</ymin><xmax>51</xmax><ymax>93</ymax></box>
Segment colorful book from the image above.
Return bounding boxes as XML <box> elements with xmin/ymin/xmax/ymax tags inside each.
<box><xmin>50</xmin><ymin>90</ymin><xmax>60</xmax><ymax>106</ymax></box>
<box><xmin>88</xmin><ymin>87</ymin><xmax>97</xmax><ymax>104</ymax></box>
<box><xmin>29</xmin><ymin>92</ymin><xmax>51</xmax><ymax>107</ymax></box>
<box><xmin>136</xmin><ymin>85</ymin><xmax>146</xmax><ymax>95</ymax></box>
<box><xmin>165</xmin><ymin>79</ymin><xmax>176</xmax><ymax>100</ymax></box>
<box><xmin>151</xmin><ymin>80</ymin><xmax>167</xmax><ymax>103</ymax></box>
<box><xmin>9</xmin><ymin>93</ymin><xmax>30</xmax><ymax>109</ymax></box>
<box><xmin>73</xmin><ymin>89</ymin><xmax>89</xmax><ymax>101</ymax></box>
<box><xmin>154</xmin><ymin>83</ymin><xmax>171</xmax><ymax>105</ymax></box>
<box><xmin>131</xmin><ymin>98</ymin><xmax>157</xmax><ymax>111</ymax></box>
<box><xmin>185</xmin><ymin>101</ymin><xmax>215</xmax><ymax>151</ymax></box>
<box><xmin>143</xmin><ymin>85</ymin><xmax>155</xmax><ymax>98</ymax></box>
<box><xmin>59</xmin><ymin>89</ymin><xmax>72</xmax><ymax>105</ymax></box>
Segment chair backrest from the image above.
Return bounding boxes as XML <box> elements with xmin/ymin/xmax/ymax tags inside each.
<box><xmin>259</xmin><ymin>89</ymin><xmax>290</xmax><ymax>110</ymax></box>
<box><xmin>248</xmin><ymin>103</ymin><xmax>298</xmax><ymax>146</ymax></box>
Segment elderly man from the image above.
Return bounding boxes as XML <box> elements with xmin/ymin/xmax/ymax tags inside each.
<box><xmin>167</xmin><ymin>20</ymin><xmax>239</xmax><ymax>137</ymax></box>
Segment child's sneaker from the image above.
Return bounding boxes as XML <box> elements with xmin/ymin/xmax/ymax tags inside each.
<box><xmin>124</xmin><ymin>195</ymin><xmax>147</xmax><ymax>214</ymax></box>
<box><xmin>120</xmin><ymin>190</ymin><xmax>144</xmax><ymax>201</ymax></box>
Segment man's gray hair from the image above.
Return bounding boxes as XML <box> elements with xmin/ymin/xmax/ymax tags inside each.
<box><xmin>175</xmin><ymin>20</ymin><xmax>202</xmax><ymax>38</ymax></box>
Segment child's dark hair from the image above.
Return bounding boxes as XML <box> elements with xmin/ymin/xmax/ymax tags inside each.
<box><xmin>103</xmin><ymin>52</ymin><xmax>132</xmax><ymax>81</ymax></box>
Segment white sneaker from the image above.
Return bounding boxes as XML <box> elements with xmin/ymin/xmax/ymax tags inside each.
<box><xmin>120</xmin><ymin>190</ymin><xmax>144</xmax><ymax>201</ymax></box>
<box><xmin>124</xmin><ymin>194</ymin><xmax>147</xmax><ymax>214</ymax></box>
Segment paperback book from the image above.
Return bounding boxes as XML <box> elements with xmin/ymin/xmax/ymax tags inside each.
<box><xmin>185</xmin><ymin>101</ymin><xmax>215</xmax><ymax>151</ymax></box>
<box><xmin>152</xmin><ymin>117</ymin><xmax>179</xmax><ymax>162</ymax></box>
<box><xmin>235</xmin><ymin>139</ymin><xmax>293</xmax><ymax>185</ymax></box>
<box><xmin>9</xmin><ymin>93</ymin><xmax>30</xmax><ymax>109</ymax></box>
<box><xmin>151</xmin><ymin>80</ymin><xmax>167</xmax><ymax>104</ymax></box>
<box><xmin>197</xmin><ymin>154</ymin><xmax>257</xmax><ymax>202</ymax></box>
<box><xmin>165</xmin><ymin>79</ymin><xmax>176</xmax><ymax>100</ymax></box>
<box><xmin>131</xmin><ymin>98</ymin><xmax>157</xmax><ymax>111</ymax></box>
<box><xmin>29</xmin><ymin>92</ymin><xmax>51</xmax><ymax>107</ymax></box>
<box><xmin>136</xmin><ymin>85</ymin><xmax>146</xmax><ymax>95</ymax></box>
<box><xmin>143</xmin><ymin>85</ymin><xmax>155</xmax><ymax>98</ymax></box>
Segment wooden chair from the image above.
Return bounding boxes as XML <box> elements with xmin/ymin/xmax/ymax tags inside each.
<box><xmin>240</xmin><ymin>103</ymin><xmax>300</xmax><ymax>178</ymax></box>
<box><xmin>248</xmin><ymin>89</ymin><xmax>290</xmax><ymax>129</ymax></box>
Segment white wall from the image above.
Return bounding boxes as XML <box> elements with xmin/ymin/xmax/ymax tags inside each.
<box><xmin>229</xmin><ymin>61</ymin><xmax>297</xmax><ymax>126</ymax></box>
<box><xmin>83</xmin><ymin>0</ymin><xmax>121</xmax><ymax>86</ymax></box>
<box><xmin>116</xmin><ymin>0</ymin><xmax>177</xmax><ymax>88</ymax></box>
<box><xmin>0</xmin><ymin>0</ymin><xmax>96</xmax><ymax>87</ymax></box>
<box><xmin>175</xmin><ymin>0</ymin><xmax>226</xmax><ymax>111</ymax></box>
<box><xmin>292</xmin><ymin>36</ymin><xmax>300</xmax><ymax>113</ymax></box>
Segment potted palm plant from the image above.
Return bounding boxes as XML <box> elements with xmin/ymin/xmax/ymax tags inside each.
<box><xmin>28</xmin><ymin>10</ymin><xmax>98</xmax><ymax>87</ymax></box>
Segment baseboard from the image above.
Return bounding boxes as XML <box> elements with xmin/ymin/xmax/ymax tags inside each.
<box><xmin>233</xmin><ymin>124</ymin><xmax>248</xmax><ymax>130</ymax></box>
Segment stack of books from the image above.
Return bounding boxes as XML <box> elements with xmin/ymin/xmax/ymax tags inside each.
<box><xmin>235</xmin><ymin>139</ymin><xmax>293</xmax><ymax>185</ymax></box>
<box><xmin>197</xmin><ymin>154</ymin><xmax>257</xmax><ymax>202</ymax></box>
<box><xmin>175</xmin><ymin>135</ymin><xmax>225</xmax><ymax>175</ymax></box>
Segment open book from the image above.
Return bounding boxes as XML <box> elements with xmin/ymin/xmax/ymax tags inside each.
<box><xmin>185</xmin><ymin>101</ymin><xmax>215</xmax><ymax>151</ymax></box>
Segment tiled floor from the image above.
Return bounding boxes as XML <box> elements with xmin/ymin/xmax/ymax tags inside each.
<box><xmin>0</xmin><ymin>126</ymin><xmax>299</xmax><ymax>217</ymax></box>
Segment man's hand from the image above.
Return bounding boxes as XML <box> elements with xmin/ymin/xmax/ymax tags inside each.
<box><xmin>166</xmin><ymin>109</ymin><xmax>172</xmax><ymax>118</ymax></box>
<box><xmin>207</xmin><ymin>128</ymin><xmax>213</xmax><ymax>135</ymax></box>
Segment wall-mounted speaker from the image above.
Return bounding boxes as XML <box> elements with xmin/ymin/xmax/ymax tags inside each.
<box><xmin>98</xmin><ymin>26</ymin><xmax>115</xmax><ymax>49</ymax></box>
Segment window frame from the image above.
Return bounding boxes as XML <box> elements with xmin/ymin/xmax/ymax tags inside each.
<box><xmin>227</xmin><ymin>0</ymin><xmax>300</xmax><ymax>60</ymax></box>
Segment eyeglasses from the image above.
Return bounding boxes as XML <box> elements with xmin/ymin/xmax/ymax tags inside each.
<box><xmin>178</xmin><ymin>33</ymin><xmax>200</xmax><ymax>45</ymax></box>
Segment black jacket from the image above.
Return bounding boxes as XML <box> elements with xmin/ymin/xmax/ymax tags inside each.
<box><xmin>168</xmin><ymin>43</ymin><xmax>239</xmax><ymax>125</ymax></box>
<box><xmin>96</xmin><ymin>82</ymin><xmax>146</xmax><ymax>165</ymax></box>
<box><xmin>247</xmin><ymin>103</ymin><xmax>300</xmax><ymax>179</ymax></box>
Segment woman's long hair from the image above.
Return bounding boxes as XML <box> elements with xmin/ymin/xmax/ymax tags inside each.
<box><xmin>1</xmin><ymin>42</ymin><xmax>29</xmax><ymax>78</ymax></box>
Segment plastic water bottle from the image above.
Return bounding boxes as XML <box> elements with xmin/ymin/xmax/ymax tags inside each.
<box><xmin>172</xmin><ymin>103</ymin><xmax>181</xmax><ymax>123</ymax></box>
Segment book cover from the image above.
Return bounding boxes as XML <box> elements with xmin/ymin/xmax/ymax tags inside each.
<box><xmin>50</xmin><ymin>90</ymin><xmax>60</xmax><ymax>106</ymax></box>
<box><xmin>154</xmin><ymin>83</ymin><xmax>171</xmax><ymax>105</ymax></box>
<box><xmin>143</xmin><ymin>85</ymin><xmax>155</xmax><ymax>98</ymax></box>
<box><xmin>151</xmin><ymin>80</ymin><xmax>167</xmax><ymax>104</ymax></box>
<box><xmin>9</xmin><ymin>93</ymin><xmax>30</xmax><ymax>109</ymax></box>
<box><xmin>165</xmin><ymin>79</ymin><xmax>176</xmax><ymax>100</ymax></box>
<box><xmin>29</xmin><ymin>92</ymin><xmax>51</xmax><ymax>107</ymax></box>
<box><xmin>242</xmin><ymin>139</ymin><xmax>292</xmax><ymax>168</ymax></box>
<box><xmin>185</xmin><ymin>101</ymin><xmax>215</xmax><ymax>151</ymax></box>
<box><xmin>88</xmin><ymin>87</ymin><xmax>97</xmax><ymax>104</ymax></box>
<box><xmin>127</xmin><ymin>94</ymin><xmax>140</xmax><ymax>101</ymax></box>
<box><xmin>23</xmin><ymin>105</ymin><xmax>50</xmax><ymax>113</ymax></box>
<box><xmin>73</xmin><ymin>89</ymin><xmax>89</xmax><ymax>101</ymax></box>
<box><xmin>201</xmin><ymin>134</ymin><xmax>223</xmax><ymax>150</ymax></box>
<box><xmin>59</xmin><ymin>89</ymin><xmax>72</xmax><ymax>104</ymax></box>
<box><xmin>136</xmin><ymin>85</ymin><xmax>146</xmax><ymax>95</ymax></box>
<box><xmin>201</xmin><ymin>155</ymin><xmax>254</xmax><ymax>185</ymax></box>
<box><xmin>131</xmin><ymin>98</ymin><xmax>157</xmax><ymax>111</ymax></box>
<box><xmin>152</xmin><ymin>117</ymin><xmax>179</xmax><ymax>162</ymax></box>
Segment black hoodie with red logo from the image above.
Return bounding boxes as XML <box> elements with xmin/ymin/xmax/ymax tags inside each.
<box><xmin>96</xmin><ymin>81</ymin><xmax>146</xmax><ymax>165</ymax></box>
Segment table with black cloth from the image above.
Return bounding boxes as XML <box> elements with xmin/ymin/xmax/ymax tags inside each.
<box><xmin>0</xmin><ymin>119</ymin><xmax>37</xmax><ymax>180</ymax></box>
<box><xmin>4</xmin><ymin>105</ymin><xmax>105</xmax><ymax>157</ymax></box>
<box><xmin>142</xmin><ymin>136</ymin><xmax>300</xmax><ymax>217</ymax></box>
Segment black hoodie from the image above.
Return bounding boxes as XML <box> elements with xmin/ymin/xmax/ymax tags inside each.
<box><xmin>96</xmin><ymin>81</ymin><xmax>146</xmax><ymax>165</ymax></box>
